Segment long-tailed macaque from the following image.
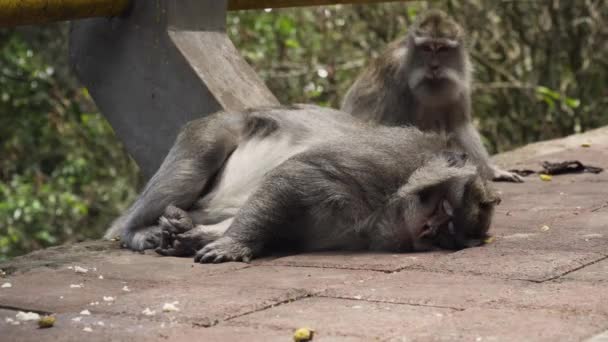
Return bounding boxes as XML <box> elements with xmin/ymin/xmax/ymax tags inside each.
<box><xmin>341</xmin><ymin>10</ymin><xmax>523</xmax><ymax>183</ymax></box>
<box><xmin>107</xmin><ymin>105</ymin><xmax>500</xmax><ymax>263</ymax></box>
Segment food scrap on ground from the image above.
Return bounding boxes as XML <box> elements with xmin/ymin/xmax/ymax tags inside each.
<box><xmin>142</xmin><ymin>308</ymin><xmax>156</xmax><ymax>316</ymax></box>
<box><xmin>540</xmin><ymin>174</ymin><xmax>553</xmax><ymax>181</ymax></box>
<box><xmin>80</xmin><ymin>310</ymin><xmax>91</xmax><ymax>315</ymax></box>
<box><xmin>1</xmin><ymin>282</ymin><xmax>11</xmax><ymax>288</ymax></box>
<box><xmin>540</xmin><ymin>225</ymin><xmax>550</xmax><ymax>232</ymax></box>
<box><xmin>162</xmin><ymin>302</ymin><xmax>180</xmax><ymax>312</ymax></box>
<box><xmin>74</xmin><ymin>266</ymin><xmax>88</xmax><ymax>273</ymax></box>
<box><xmin>294</xmin><ymin>327</ymin><xmax>314</xmax><ymax>342</ymax></box>
<box><xmin>70</xmin><ymin>284</ymin><xmax>83</xmax><ymax>288</ymax></box>
<box><xmin>16</xmin><ymin>311</ymin><xmax>40</xmax><ymax>321</ymax></box>
<box><xmin>38</xmin><ymin>315</ymin><xmax>56</xmax><ymax>328</ymax></box>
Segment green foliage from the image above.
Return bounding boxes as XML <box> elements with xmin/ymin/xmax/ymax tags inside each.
<box><xmin>1</xmin><ymin>1</ymin><xmax>607</xmax><ymax>259</ymax></box>
<box><xmin>229</xmin><ymin>1</ymin><xmax>608</xmax><ymax>152</ymax></box>
<box><xmin>0</xmin><ymin>27</ymin><xmax>139</xmax><ymax>260</ymax></box>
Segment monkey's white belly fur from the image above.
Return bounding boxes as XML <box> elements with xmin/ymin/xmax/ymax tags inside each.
<box><xmin>197</xmin><ymin>134</ymin><xmax>314</xmax><ymax>223</ymax></box>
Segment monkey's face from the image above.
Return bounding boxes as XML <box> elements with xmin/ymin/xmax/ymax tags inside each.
<box><xmin>433</xmin><ymin>177</ymin><xmax>500</xmax><ymax>250</ymax></box>
<box><xmin>407</xmin><ymin>37</ymin><xmax>467</xmax><ymax>106</ymax></box>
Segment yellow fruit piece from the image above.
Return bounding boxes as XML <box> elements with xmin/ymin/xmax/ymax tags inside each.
<box><xmin>38</xmin><ymin>315</ymin><xmax>56</xmax><ymax>328</ymax></box>
<box><xmin>581</xmin><ymin>143</ymin><xmax>591</xmax><ymax>148</ymax></box>
<box><xmin>539</xmin><ymin>174</ymin><xmax>552</xmax><ymax>181</ymax></box>
<box><xmin>294</xmin><ymin>327</ymin><xmax>314</xmax><ymax>342</ymax></box>
<box><xmin>484</xmin><ymin>236</ymin><xmax>495</xmax><ymax>244</ymax></box>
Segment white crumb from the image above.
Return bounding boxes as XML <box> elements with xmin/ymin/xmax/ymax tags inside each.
<box><xmin>67</xmin><ymin>266</ymin><xmax>73</xmax><ymax>270</ymax></box>
<box><xmin>353</xmin><ymin>295</ymin><xmax>362</xmax><ymax>300</ymax></box>
<box><xmin>162</xmin><ymin>302</ymin><xmax>180</xmax><ymax>312</ymax></box>
<box><xmin>83</xmin><ymin>326</ymin><xmax>93</xmax><ymax>332</ymax></box>
<box><xmin>74</xmin><ymin>266</ymin><xmax>88</xmax><ymax>273</ymax></box>
<box><xmin>70</xmin><ymin>284</ymin><xmax>84</xmax><ymax>288</ymax></box>
<box><xmin>72</xmin><ymin>317</ymin><xmax>82</xmax><ymax>322</ymax></box>
<box><xmin>1</xmin><ymin>282</ymin><xmax>11</xmax><ymax>288</ymax></box>
<box><xmin>98</xmin><ymin>275</ymin><xmax>104</xmax><ymax>280</ymax></box>
<box><xmin>97</xmin><ymin>321</ymin><xmax>105</xmax><ymax>326</ymax></box>
<box><xmin>89</xmin><ymin>301</ymin><xmax>99</xmax><ymax>306</ymax></box>
<box><xmin>122</xmin><ymin>286</ymin><xmax>130</xmax><ymax>292</ymax></box>
<box><xmin>141</xmin><ymin>308</ymin><xmax>156</xmax><ymax>316</ymax></box>
<box><xmin>16</xmin><ymin>311</ymin><xmax>40</xmax><ymax>321</ymax></box>
<box><xmin>5</xmin><ymin>317</ymin><xmax>20</xmax><ymax>325</ymax></box>
<box><xmin>59</xmin><ymin>296</ymin><xmax>64</xmax><ymax>299</ymax></box>
<box><xmin>103</xmin><ymin>296</ymin><xmax>115</xmax><ymax>302</ymax></box>
<box><xmin>80</xmin><ymin>310</ymin><xmax>91</xmax><ymax>316</ymax></box>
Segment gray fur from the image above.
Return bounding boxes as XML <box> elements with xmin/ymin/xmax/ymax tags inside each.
<box><xmin>341</xmin><ymin>10</ymin><xmax>523</xmax><ymax>183</ymax></box>
<box><xmin>108</xmin><ymin>104</ymin><xmax>498</xmax><ymax>263</ymax></box>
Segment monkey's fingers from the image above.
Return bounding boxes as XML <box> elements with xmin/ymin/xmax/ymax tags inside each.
<box><xmin>155</xmin><ymin>247</ymin><xmax>178</xmax><ymax>256</ymax></box>
<box><xmin>492</xmin><ymin>169</ymin><xmax>525</xmax><ymax>183</ymax></box>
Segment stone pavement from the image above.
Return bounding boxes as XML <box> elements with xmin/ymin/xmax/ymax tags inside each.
<box><xmin>1</xmin><ymin>127</ymin><xmax>607</xmax><ymax>342</ymax></box>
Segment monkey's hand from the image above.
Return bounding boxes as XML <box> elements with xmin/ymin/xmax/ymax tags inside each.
<box><xmin>491</xmin><ymin>166</ymin><xmax>524</xmax><ymax>183</ymax></box>
<box><xmin>194</xmin><ymin>236</ymin><xmax>254</xmax><ymax>263</ymax></box>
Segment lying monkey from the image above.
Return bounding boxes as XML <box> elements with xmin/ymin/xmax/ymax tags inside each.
<box><xmin>107</xmin><ymin>105</ymin><xmax>499</xmax><ymax>263</ymax></box>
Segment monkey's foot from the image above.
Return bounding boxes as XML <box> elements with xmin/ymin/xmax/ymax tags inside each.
<box><xmin>122</xmin><ymin>226</ymin><xmax>162</xmax><ymax>251</ymax></box>
<box><xmin>492</xmin><ymin>167</ymin><xmax>524</xmax><ymax>183</ymax></box>
<box><xmin>156</xmin><ymin>226</ymin><xmax>218</xmax><ymax>257</ymax></box>
<box><xmin>159</xmin><ymin>205</ymin><xmax>194</xmax><ymax>234</ymax></box>
<box><xmin>194</xmin><ymin>237</ymin><xmax>254</xmax><ymax>263</ymax></box>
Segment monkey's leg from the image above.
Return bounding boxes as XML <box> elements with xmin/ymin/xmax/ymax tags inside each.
<box><xmin>454</xmin><ymin>123</ymin><xmax>523</xmax><ymax>183</ymax></box>
<box><xmin>193</xmin><ymin>173</ymin><xmax>300</xmax><ymax>263</ymax></box>
<box><xmin>106</xmin><ymin>113</ymin><xmax>243</xmax><ymax>251</ymax></box>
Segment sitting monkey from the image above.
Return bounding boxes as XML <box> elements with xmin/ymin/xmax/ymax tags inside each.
<box><xmin>342</xmin><ymin>10</ymin><xmax>523</xmax><ymax>182</ymax></box>
<box><xmin>107</xmin><ymin>105</ymin><xmax>499</xmax><ymax>263</ymax></box>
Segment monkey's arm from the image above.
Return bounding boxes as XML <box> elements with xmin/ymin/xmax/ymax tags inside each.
<box><xmin>454</xmin><ymin>123</ymin><xmax>523</xmax><ymax>183</ymax></box>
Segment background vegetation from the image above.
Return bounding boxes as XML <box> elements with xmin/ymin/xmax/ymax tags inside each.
<box><xmin>1</xmin><ymin>0</ymin><xmax>606</xmax><ymax>259</ymax></box>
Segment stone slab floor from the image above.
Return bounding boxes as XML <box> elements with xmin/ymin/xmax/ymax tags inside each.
<box><xmin>1</xmin><ymin>127</ymin><xmax>607</xmax><ymax>342</ymax></box>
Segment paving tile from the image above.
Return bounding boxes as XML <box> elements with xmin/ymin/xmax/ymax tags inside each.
<box><xmin>227</xmin><ymin>297</ymin><xmax>454</xmax><ymax>341</ymax></box>
<box><xmin>0</xmin><ymin>308</ymin><xmax>302</xmax><ymax>342</ymax></box>
<box><xmin>391</xmin><ymin>307</ymin><xmax>606</xmax><ymax>342</ymax></box>
<box><xmin>488</xmin><ymin>210</ymin><xmax>608</xmax><ymax>254</ymax></box>
<box><xmin>91</xmin><ymin>266</ymin><xmax>375</xmax><ymax>325</ymax></box>
<box><xmin>323</xmin><ymin>270</ymin><xmax>608</xmax><ymax>316</ymax></box>
<box><xmin>260</xmin><ymin>251</ymin><xmax>448</xmax><ymax>272</ymax></box>
<box><xmin>415</xmin><ymin>243</ymin><xmax>605</xmax><ymax>281</ymax></box>
<box><xmin>562</xmin><ymin>257</ymin><xmax>608</xmax><ymax>283</ymax></box>
<box><xmin>0</xmin><ymin>267</ymin><xmax>138</xmax><ymax>314</ymax></box>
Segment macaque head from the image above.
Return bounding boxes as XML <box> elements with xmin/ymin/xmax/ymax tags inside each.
<box><xmin>432</xmin><ymin>176</ymin><xmax>500</xmax><ymax>250</ymax></box>
<box><xmin>402</xmin><ymin>152</ymin><xmax>500</xmax><ymax>251</ymax></box>
<box><xmin>405</xmin><ymin>10</ymin><xmax>470</xmax><ymax>105</ymax></box>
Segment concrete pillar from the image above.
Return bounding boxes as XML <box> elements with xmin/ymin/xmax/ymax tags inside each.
<box><xmin>69</xmin><ymin>0</ymin><xmax>279</xmax><ymax>178</ymax></box>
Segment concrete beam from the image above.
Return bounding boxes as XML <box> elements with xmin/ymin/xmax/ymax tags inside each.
<box><xmin>69</xmin><ymin>0</ymin><xmax>279</xmax><ymax>178</ymax></box>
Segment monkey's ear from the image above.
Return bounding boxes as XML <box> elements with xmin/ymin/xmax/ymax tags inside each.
<box><xmin>398</xmin><ymin>155</ymin><xmax>477</xmax><ymax>199</ymax></box>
